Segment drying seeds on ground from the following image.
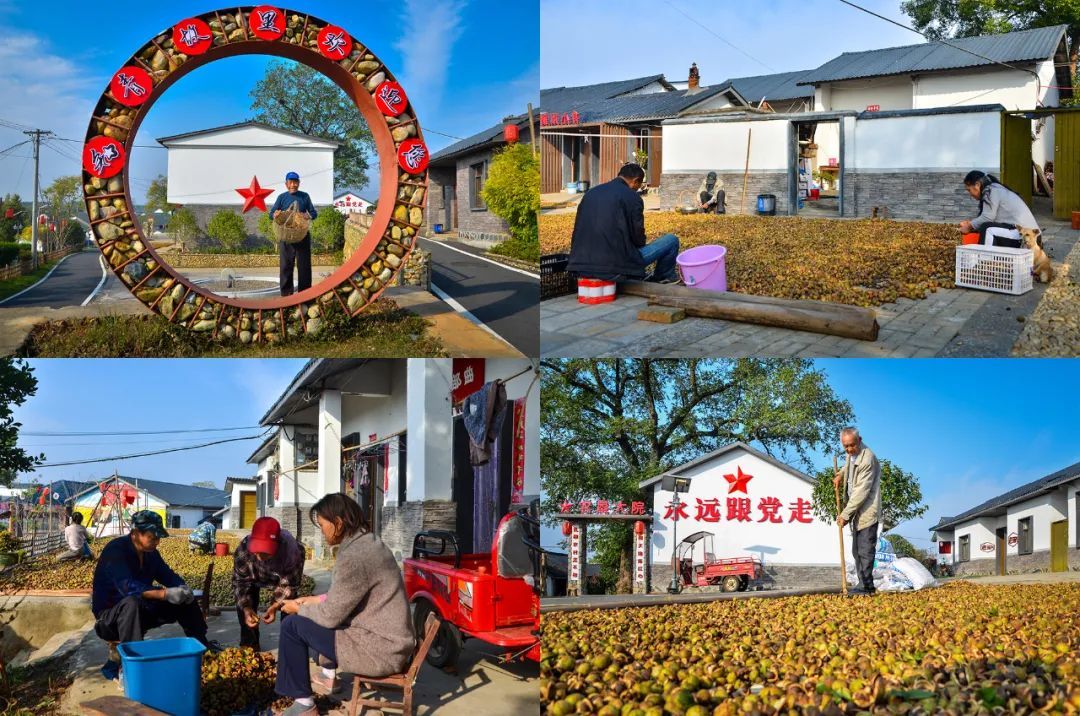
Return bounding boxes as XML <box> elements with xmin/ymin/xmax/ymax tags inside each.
<box><xmin>540</xmin><ymin>214</ymin><xmax>957</xmax><ymax>307</ymax></box>
<box><xmin>540</xmin><ymin>582</ymin><xmax>1080</xmax><ymax>715</ymax></box>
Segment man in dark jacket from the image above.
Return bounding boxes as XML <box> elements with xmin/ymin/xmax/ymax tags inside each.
<box><xmin>567</xmin><ymin>163</ymin><xmax>680</xmax><ymax>282</ymax></box>
<box><xmin>270</xmin><ymin>171</ymin><xmax>318</xmax><ymax>296</ymax></box>
<box><xmin>92</xmin><ymin>511</ymin><xmax>217</xmax><ymax>681</ymax></box>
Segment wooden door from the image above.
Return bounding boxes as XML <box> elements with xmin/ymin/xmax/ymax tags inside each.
<box><xmin>650</xmin><ymin>127</ymin><xmax>663</xmax><ymax>186</ymax></box>
<box><xmin>995</xmin><ymin>527</ymin><xmax>1006</xmax><ymax>575</ymax></box>
<box><xmin>1050</xmin><ymin>519</ymin><xmax>1067</xmax><ymax>572</ymax></box>
<box><xmin>1001</xmin><ymin>113</ymin><xmax>1033</xmax><ymax>207</ymax></box>
<box><xmin>1053</xmin><ymin>110</ymin><xmax>1080</xmax><ymax>219</ymax></box>
<box><xmin>240</xmin><ymin>491</ymin><xmax>256</xmax><ymax>529</ymax></box>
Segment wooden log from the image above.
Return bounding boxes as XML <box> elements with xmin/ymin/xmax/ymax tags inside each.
<box><xmin>82</xmin><ymin>695</ymin><xmax>169</xmax><ymax>716</ymax></box>
<box><xmin>620</xmin><ymin>281</ymin><xmax>879</xmax><ymax>341</ymax></box>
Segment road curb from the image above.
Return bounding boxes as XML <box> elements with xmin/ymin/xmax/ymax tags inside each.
<box><xmin>0</xmin><ymin>250</ymin><xmax>82</xmax><ymax>306</ymax></box>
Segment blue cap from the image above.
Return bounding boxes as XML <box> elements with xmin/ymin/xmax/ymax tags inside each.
<box><xmin>285</xmin><ymin>172</ymin><xmax>300</xmax><ymax>181</ymax></box>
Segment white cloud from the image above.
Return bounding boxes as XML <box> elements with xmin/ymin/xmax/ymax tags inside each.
<box><xmin>393</xmin><ymin>0</ymin><xmax>468</xmax><ymax>119</ymax></box>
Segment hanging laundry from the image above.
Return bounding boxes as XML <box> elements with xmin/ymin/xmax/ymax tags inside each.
<box><xmin>463</xmin><ymin>379</ymin><xmax>507</xmax><ymax>466</ymax></box>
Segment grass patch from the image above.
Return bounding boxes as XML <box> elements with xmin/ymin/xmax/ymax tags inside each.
<box><xmin>490</xmin><ymin>233</ymin><xmax>540</xmax><ymax>264</ymax></box>
<box><xmin>0</xmin><ymin>261</ymin><xmax>59</xmax><ymax>302</ymax></box>
<box><xmin>18</xmin><ymin>298</ymin><xmax>445</xmax><ymax>357</ymax></box>
<box><xmin>0</xmin><ymin>654</ymin><xmax>75</xmax><ymax>715</ymax></box>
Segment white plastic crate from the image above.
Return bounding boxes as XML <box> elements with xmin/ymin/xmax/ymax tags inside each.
<box><xmin>955</xmin><ymin>244</ymin><xmax>1033</xmax><ymax>295</ymax></box>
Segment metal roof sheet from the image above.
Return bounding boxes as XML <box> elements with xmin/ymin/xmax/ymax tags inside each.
<box><xmin>726</xmin><ymin>70</ymin><xmax>816</xmax><ymax>102</ymax></box>
<box><xmin>540</xmin><ymin>75</ymin><xmax>670</xmax><ymax>111</ymax></box>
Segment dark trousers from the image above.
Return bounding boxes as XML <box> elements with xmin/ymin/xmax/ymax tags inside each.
<box><xmin>699</xmin><ymin>190</ymin><xmax>726</xmax><ymax>214</ymax></box>
<box><xmin>978</xmin><ymin>222</ymin><xmax>1022</xmax><ymax>248</ymax></box>
<box><xmin>279</xmin><ymin>236</ymin><xmax>312</xmax><ymax>296</ymax></box>
<box><xmin>852</xmin><ymin>522</ymin><xmax>879</xmax><ymax>593</ymax></box>
<box><xmin>236</xmin><ymin>586</ymin><xmax>290</xmax><ymax>650</ymax></box>
<box><xmin>94</xmin><ymin>595</ymin><xmax>208</xmax><ymax>645</ymax></box>
<box><xmin>275</xmin><ymin>615</ymin><xmax>337</xmax><ymax>699</ymax></box>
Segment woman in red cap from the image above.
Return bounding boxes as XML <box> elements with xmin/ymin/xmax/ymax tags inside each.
<box><xmin>232</xmin><ymin>516</ymin><xmax>305</xmax><ymax>651</ymax></box>
<box><xmin>273</xmin><ymin>493</ymin><xmax>414</xmax><ymax>716</ymax></box>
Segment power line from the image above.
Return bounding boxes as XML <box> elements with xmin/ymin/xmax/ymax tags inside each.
<box><xmin>35</xmin><ymin>434</ymin><xmax>267</xmax><ymax>468</ymax></box>
<box><xmin>659</xmin><ymin>0</ymin><xmax>776</xmax><ymax>73</ymax></box>
<box><xmin>24</xmin><ymin>426</ymin><xmax>261</xmax><ymax>436</ymax></box>
<box><xmin>0</xmin><ymin>140</ymin><xmax>30</xmax><ymax>157</ymax></box>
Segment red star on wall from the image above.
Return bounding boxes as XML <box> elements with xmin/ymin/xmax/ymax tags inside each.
<box><xmin>723</xmin><ymin>466</ymin><xmax>754</xmax><ymax>494</ymax></box>
<box><xmin>235</xmin><ymin>176</ymin><xmax>274</xmax><ymax>213</ymax></box>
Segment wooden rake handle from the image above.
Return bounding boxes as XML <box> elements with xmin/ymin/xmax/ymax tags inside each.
<box><xmin>834</xmin><ymin>454</ymin><xmax>848</xmax><ymax>595</ymax></box>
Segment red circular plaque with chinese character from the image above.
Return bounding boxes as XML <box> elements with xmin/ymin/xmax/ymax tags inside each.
<box><xmin>82</xmin><ymin>136</ymin><xmax>126</xmax><ymax>179</ymax></box>
<box><xmin>374</xmin><ymin>81</ymin><xmax>408</xmax><ymax>117</ymax></box>
<box><xmin>109</xmin><ymin>66</ymin><xmax>153</xmax><ymax>107</ymax></box>
<box><xmin>249</xmin><ymin>6</ymin><xmax>285</xmax><ymax>40</ymax></box>
<box><xmin>317</xmin><ymin>25</ymin><xmax>352</xmax><ymax>59</ymax></box>
<box><xmin>397</xmin><ymin>138</ymin><xmax>429</xmax><ymax>174</ymax></box>
<box><xmin>172</xmin><ymin>18</ymin><xmax>214</xmax><ymax>55</ymax></box>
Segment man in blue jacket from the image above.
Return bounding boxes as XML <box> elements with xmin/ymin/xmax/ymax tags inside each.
<box><xmin>92</xmin><ymin>511</ymin><xmax>217</xmax><ymax>681</ymax></box>
<box><xmin>270</xmin><ymin>171</ymin><xmax>318</xmax><ymax>296</ymax></box>
<box><xmin>567</xmin><ymin>163</ymin><xmax>680</xmax><ymax>283</ymax></box>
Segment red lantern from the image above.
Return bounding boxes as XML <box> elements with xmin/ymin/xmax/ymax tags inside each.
<box><xmin>3</xmin><ymin>208</ymin><xmax>13</xmax><ymax>219</ymax></box>
<box><xmin>121</xmin><ymin>486</ymin><xmax>137</xmax><ymax>505</ymax></box>
<box><xmin>561</xmin><ymin>521</ymin><xmax>573</xmax><ymax>536</ymax></box>
<box><xmin>503</xmin><ymin>123</ymin><xmax>519</xmax><ymax>144</ymax></box>
<box><xmin>634</xmin><ymin>520</ymin><xmax>645</xmax><ymax>536</ymax></box>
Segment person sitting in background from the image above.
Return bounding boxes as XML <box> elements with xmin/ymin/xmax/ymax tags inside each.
<box><xmin>57</xmin><ymin>512</ymin><xmax>93</xmax><ymax>561</ymax></box>
<box><xmin>273</xmin><ymin>493</ymin><xmax>414</xmax><ymax>716</ymax></box>
<box><xmin>232</xmin><ymin>516</ymin><xmax>305</xmax><ymax>651</ymax></box>
<box><xmin>567</xmin><ymin>163</ymin><xmax>681</xmax><ymax>284</ymax></box>
<box><xmin>188</xmin><ymin>519</ymin><xmax>217</xmax><ymax>555</ymax></box>
<box><xmin>91</xmin><ymin>511</ymin><xmax>220</xmax><ymax>682</ymax></box>
<box><xmin>958</xmin><ymin>170</ymin><xmax>1041</xmax><ymax>248</ymax></box>
<box><xmin>1044</xmin><ymin>161</ymin><xmax>1054</xmax><ymax>190</ymax></box>
<box><xmin>698</xmin><ymin>172</ymin><xmax>726</xmax><ymax>214</ymax></box>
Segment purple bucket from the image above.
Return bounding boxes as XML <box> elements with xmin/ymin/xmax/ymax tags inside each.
<box><xmin>676</xmin><ymin>245</ymin><xmax>727</xmax><ymax>292</ymax></box>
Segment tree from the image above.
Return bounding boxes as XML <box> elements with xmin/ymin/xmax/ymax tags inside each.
<box><xmin>541</xmin><ymin>358</ymin><xmax>853</xmax><ymax>592</ymax></box>
<box><xmin>481</xmin><ymin>143</ymin><xmax>539</xmax><ymax>245</ymax></box>
<box><xmin>191</xmin><ymin>480</ymin><xmax>217</xmax><ymax>489</ymax></box>
<box><xmin>167</xmin><ymin>208</ymin><xmax>201</xmax><ymax>251</ymax></box>
<box><xmin>144</xmin><ymin>174</ymin><xmax>177</xmax><ymax>215</ymax></box>
<box><xmin>43</xmin><ymin>176</ymin><xmax>82</xmax><ymax>251</ymax></box>
<box><xmin>900</xmin><ymin>0</ymin><xmax>1080</xmax><ymax>75</ymax></box>
<box><xmin>207</xmin><ymin>210</ymin><xmax>248</xmax><ymax>253</ymax></box>
<box><xmin>0</xmin><ymin>359</ymin><xmax>45</xmax><ymax>487</ymax></box>
<box><xmin>0</xmin><ymin>194</ymin><xmax>25</xmax><ymax>244</ymax></box>
<box><xmin>310</xmin><ymin>207</ymin><xmax>346</xmax><ymax>254</ymax></box>
<box><xmin>808</xmin><ymin>458</ymin><xmax>928</xmax><ymax>532</ymax></box>
<box><xmin>250</xmin><ymin>60</ymin><xmax>374</xmax><ymax>190</ymax></box>
<box><xmin>883</xmin><ymin>534</ymin><xmax>931</xmax><ymax>562</ymax></box>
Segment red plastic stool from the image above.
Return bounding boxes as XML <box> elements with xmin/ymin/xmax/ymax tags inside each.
<box><xmin>578</xmin><ymin>278</ymin><xmax>616</xmax><ymax>304</ymax></box>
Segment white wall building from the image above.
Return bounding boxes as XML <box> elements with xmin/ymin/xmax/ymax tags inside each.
<box><xmin>248</xmin><ymin>358</ymin><xmax>540</xmax><ymax>561</ymax></box>
<box><xmin>159</xmin><ymin>121</ymin><xmax>339</xmax><ymax>206</ymax></box>
<box><xmin>333</xmin><ymin>192</ymin><xmax>373</xmax><ymax>216</ymax></box>
<box><xmin>640</xmin><ymin>442</ymin><xmax>853</xmax><ymax>591</ymax></box>
<box><xmin>932</xmin><ymin>460</ymin><xmax>1079</xmax><ymax>575</ymax></box>
<box><xmin>70</xmin><ymin>476</ymin><xmax>229</xmax><ymax>534</ymax></box>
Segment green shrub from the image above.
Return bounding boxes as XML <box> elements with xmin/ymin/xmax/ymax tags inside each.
<box><xmin>480</xmin><ymin>143</ymin><xmax>539</xmax><ymax>247</ymax></box>
<box><xmin>310</xmin><ymin>208</ymin><xmax>346</xmax><ymax>253</ymax></box>
<box><xmin>168</xmin><ymin>207</ymin><xmax>201</xmax><ymax>249</ymax></box>
<box><xmin>258</xmin><ymin>212</ymin><xmax>273</xmax><ymax>241</ymax></box>
<box><xmin>206</xmin><ymin>210</ymin><xmax>248</xmax><ymax>253</ymax></box>
<box><xmin>0</xmin><ymin>242</ymin><xmax>21</xmax><ymax>266</ymax></box>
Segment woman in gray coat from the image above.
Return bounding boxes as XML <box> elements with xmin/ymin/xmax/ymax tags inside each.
<box><xmin>274</xmin><ymin>493</ymin><xmax>415</xmax><ymax>716</ymax></box>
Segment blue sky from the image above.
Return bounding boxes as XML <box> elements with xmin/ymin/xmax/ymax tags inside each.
<box><xmin>541</xmin><ymin>0</ymin><xmax>919</xmax><ymax>88</ymax></box>
<box><xmin>0</xmin><ymin>0</ymin><xmax>538</xmax><ymax>204</ymax></box>
<box><xmin>541</xmin><ymin>359</ymin><xmax>1080</xmax><ymax>551</ymax></box>
<box><xmin>12</xmin><ymin>359</ymin><xmax>306</xmax><ymax>488</ymax></box>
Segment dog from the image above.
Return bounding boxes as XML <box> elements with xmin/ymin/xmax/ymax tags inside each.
<box><xmin>1018</xmin><ymin>226</ymin><xmax>1054</xmax><ymax>283</ymax></box>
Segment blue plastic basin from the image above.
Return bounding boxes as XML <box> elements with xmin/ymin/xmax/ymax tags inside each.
<box><xmin>119</xmin><ymin>637</ymin><xmax>206</xmax><ymax>716</ymax></box>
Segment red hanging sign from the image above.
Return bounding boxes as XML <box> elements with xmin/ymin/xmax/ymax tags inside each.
<box><xmin>866</xmin><ymin>104</ymin><xmax>880</xmax><ymax>112</ymax></box>
<box><xmin>374</xmin><ymin>80</ymin><xmax>408</xmax><ymax>117</ymax></box>
<box><xmin>172</xmin><ymin>18</ymin><xmax>214</xmax><ymax>56</ymax></box>
<box><xmin>558</xmin><ymin>499</ymin><xmax>646</xmax><ymax>516</ymax></box>
<box><xmin>397</xmin><ymin>138</ymin><xmax>429</xmax><ymax>174</ymax></box>
<box><xmin>511</xmin><ymin>398</ymin><xmax>526</xmax><ymax>504</ymax></box>
<box><xmin>317</xmin><ymin>25</ymin><xmax>352</xmax><ymax>60</ymax></box>
<box><xmin>109</xmin><ymin>66</ymin><xmax>153</xmax><ymax>107</ymax></box>
<box><xmin>249</xmin><ymin>6</ymin><xmax>286</xmax><ymax>40</ymax></box>
<box><xmin>83</xmin><ymin>136</ymin><xmax>126</xmax><ymax>179</ymax></box>
<box><xmin>450</xmin><ymin>358</ymin><xmax>484</xmax><ymax>403</ymax></box>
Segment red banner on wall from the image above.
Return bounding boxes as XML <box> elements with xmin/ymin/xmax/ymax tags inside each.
<box><xmin>451</xmin><ymin>359</ymin><xmax>485</xmax><ymax>403</ymax></box>
<box><xmin>511</xmin><ymin>398</ymin><xmax>526</xmax><ymax>504</ymax></box>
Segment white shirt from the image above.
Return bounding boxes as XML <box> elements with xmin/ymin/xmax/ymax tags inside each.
<box><xmin>65</xmin><ymin>523</ymin><xmax>88</xmax><ymax>551</ymax></box>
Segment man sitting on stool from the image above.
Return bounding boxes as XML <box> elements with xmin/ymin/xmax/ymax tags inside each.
<box><xmin>92</xmin><ymin>511</ymin><xmax>220</xmax><ymax>682</ymax></box>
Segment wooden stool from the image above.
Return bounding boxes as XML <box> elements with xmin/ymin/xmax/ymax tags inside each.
<box><xmin>346</xmin><ymin>614</ymin><xmax>440</xmax><ymax>716</ymax></box>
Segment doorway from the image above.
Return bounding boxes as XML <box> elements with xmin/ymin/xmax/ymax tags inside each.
<box><xmin>791</xmin><ymin>120</ymin><xmax>841</xmax><ymax>217</ymax></box>
<box><xmin>1050</xmin><ymin>519</ymin><xmax>1068</xmax><ymax>572</ymax></box>
<box><xmin>452</xmin><ymin>413</ymin><xmax>514</xmax><ymax>554</ymax></box>
<box><xmin>995</xmin><ymin>527</ymin><xmax>1006</xmax><ymax>575</ymax></box>
<box><xmin>343</xmin><ymin>446</ymin><xmax>386</xmax><ymax>538</ymax></box>
<box><xmin>240</xmin><ymin>491</ymin><xmax>256</xmax><ymax>529</ymax></box>
<box><xmin>442</xmin><ymin>184</ymin><xmax>455</xmax><ymax>230</ymax></box>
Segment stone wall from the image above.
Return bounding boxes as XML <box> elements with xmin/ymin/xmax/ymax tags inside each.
<box><xmin>954</xmin><ymin>548</ymin><xmax>1080</xmax><ymax>577</ymax></box>
<box><xmin>649</xmin><ymin>563</ymin><xmax>840</xmax><ymax>594</ymax></box>
<box><xmin>844</xmin><ymin>171</ymin><xmax>974</xmax><ymax>221</ymax></box>
<box><xmin>379</xmin><ymin>500</ymin><xmax>457</xmax><ymax>563</ymax></box>
<box><xmin>395</xmin><ymin>248</ymin><xmax>430</xmax><ymax>290</ymax></box>
<box><xmin>264</xmin><ymin>505</ymin><xmax>316</xmax><ymax>554</ymax></box>
<box><xmin>454</xmin><ymin>151</ymin><xmax>512</xmax><ymax>236</ymax></box>
<box><xmin>660</xmin><ymin>172</ymin><xmax>790</xmax><ymax>215</ymax></box>
<box><xmin>426</xmin><ymin>167</ymin><xmax>454</xmax><ymax>231</ymax></box>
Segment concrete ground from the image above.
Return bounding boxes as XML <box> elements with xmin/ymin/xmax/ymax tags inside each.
<box><xmin>58</xmin><ymin>567</ymin><xmax>536</xmax><ymax>715</ymax></box>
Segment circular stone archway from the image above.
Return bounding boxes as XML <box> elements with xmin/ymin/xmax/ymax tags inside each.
<box><xmin>81</xmin><ymin>7</ymin><xmax>428</xmax><ymax>344</ymax></box>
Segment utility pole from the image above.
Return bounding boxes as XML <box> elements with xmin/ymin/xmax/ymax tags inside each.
<box><xmin>24</xmin><ymin>129</ymin><xmax>53</xmax><ymax>270</ymax></box>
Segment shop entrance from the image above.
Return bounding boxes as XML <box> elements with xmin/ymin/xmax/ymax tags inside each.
<box><xmin>791</xmin><ymin>119</ymin><xmax>842</xmax><ymax>217</ymax></box>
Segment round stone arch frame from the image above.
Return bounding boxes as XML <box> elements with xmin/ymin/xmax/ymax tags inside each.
<box><xmin>81</xmin><ymin>7</ymin><xmax>428</xmax><ymax>343</ymax></box>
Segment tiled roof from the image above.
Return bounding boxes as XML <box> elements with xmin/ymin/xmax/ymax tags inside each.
<box><xmin>931</xmin><ymin>460</ymin><xmax>1080</xmax><ymax>532</ymax></box>
<box><xmin>540</xmin><ymin>75</ymin><xmax>670</xmax><ymax>111</ymax></box>
<box><xmin>72</xmin><ymin>476</ymin><xmax>229</xmax><ymax>510</ymax></box>
<box><xmin>429</xmin><ymin>113</ymin><xmax>532</xmax><ymax>164</ymax></box>
<box><xmin>725</xmin><ymin>70</ymin><xmax>815</xmax><ymax>103</ymax></box>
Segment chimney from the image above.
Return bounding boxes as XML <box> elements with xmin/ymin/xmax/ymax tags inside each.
<box><xmin>688</xmin><ymin>62</ymin><xmax>700</xmax><ymax>90</ymax></box>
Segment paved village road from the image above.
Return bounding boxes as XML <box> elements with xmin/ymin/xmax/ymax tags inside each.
<box><xmin>418</xmin><ymin>237</ymin><xmax>539</xmax><ymax>356</ymax></box>
<box><xmin>0</xmin><ymin>250</ymin><xmax>104</xmax><ymax>309</ymax></box>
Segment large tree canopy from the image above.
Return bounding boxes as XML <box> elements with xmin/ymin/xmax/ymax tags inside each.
<box><xmin>0</xmin><ymin>359</ymin><xmax>44</xmax><ymax>487</ymax></box>
<box><xmin>250</xmin><ymin>60</ymin><xmax>375</xmax><ymax>191</ymax></box>
<box><xmin>808</xmin><ymin>458</ymin><xmax>928</xmax><ymax>532</ymax></box>
<box><xmin>541</xmin><ymin>358</ymin><xmax>854</xmax><ymax>592</ymax></box>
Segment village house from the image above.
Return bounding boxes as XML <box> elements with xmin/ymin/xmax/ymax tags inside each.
<box><xmin>426</xmin><ymin>113</ymin><xmax>534</xmax><ymax>244</ymax></box>
<box><xmin>158</xmin><ymin>120</ymin><xmax>339</xmax><ymax>236</ymax></box>
<box><xmin>244</xmin><ymin>358</ymin><xmax>540</xmax><ymax>561</ymax></box>
<box><xmin>213</xmin><ymin>476</ymin><xmax>260</xmax><ymax>530</ymax></box>
<box><xmin>931</xmin><ymin>460</ymin><xmax>1079</xmax><ymax>576</ymax></box>
<box><xmin>332</xmin><ymin>191</ymin><xmax>373</xmax><ymax>216</ymax></box>
<box><xmin>69</xmin><ymin>476</ymin><xmax>229</xmax><ymax>534</ymax></box>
